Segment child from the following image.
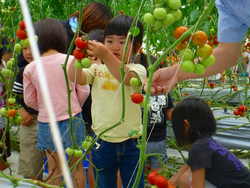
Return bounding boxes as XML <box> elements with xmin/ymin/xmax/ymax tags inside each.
<box><xmin>68</xmin><ymin>15</ymin><xmax>146</xmax><ymax>188</ymax></box>
<box><xmin>170</xmin><ymin>98</ymin><xmax>250</xmax><ymax>188</ymax></box>
<box><xmin>13</xmin><ymin>46</ymin><xmax>44</xmax><ymax>180</ymax></box>
<box><xmin>135</xmin><ymin>53</ymin><xmax>174</xmax><ymax>173</ymax></box>
<box><xmin>23</xmin><ymin>18</ymin><xmax>90</xmax><ymax>187</ymax></box>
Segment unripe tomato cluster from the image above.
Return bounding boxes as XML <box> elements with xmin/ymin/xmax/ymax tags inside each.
<box><xmin>147</xmin><ymin>171</ymin><xmax>175</xmax><ymax>188</ymax></box>
<box><xmin>0</xmin><ymin>97</ymin><xmax>22</xmax><ymax>124</ymax></box>
<box><xmin>73</xmin><ymin>37</ymin><xmax>91</xmax><ymax>69</ymax></box>
<box><xmin>175</xmin><ymin>27</ymin><xmax>215</xmax><ymax>75</ymax></box>
<box><xmin>233</xmin><ymin>105</ymin><xmax>248</xmax><ymax>117</ymax></box>
<box><xmin>143</xmin><ymin>0</ymin><xmax>182</xmax><ymax>30</ymax></box>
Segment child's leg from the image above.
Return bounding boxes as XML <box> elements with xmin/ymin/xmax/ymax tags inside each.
<box><xmin>87</xmin><ymin>152</ymin><xmax>96</xmax><ymax>188</ymax></box>
<box><xmin>69</xmin><ymin>155</ymin><xmax>86</xmax><ymax>188</ymax></box>
<box><xmin>117</xmin><ymin>169</ymin><xmax>122</xmax><ymax>188</ymax></box>
<box><xmin>45</xmin><ymin>151</ymin><xmax>62</xmax><ymax>186</ymax></box>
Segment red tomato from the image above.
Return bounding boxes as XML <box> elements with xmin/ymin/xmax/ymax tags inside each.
<box><xmin>7</xmin><ymin>109</ymin><xmax>16</xmax><ymax>117</ymax></box>
<box><xmin>16</xmin><ymin>29</ymin><xmax>27</xmax><ymax>40</ymax></box>
<box><xmin>238</xmin><ymin>105</ymin><xmax>247</xmax><ymax>113</ymax></box>
<box><xmin>233</xmin><ymin>88</ymin><xmax>238</xmax><ymax>92</ymax></box>
<box><xmin>208</xmin><ymin>34</ymin><xmax>213</xmax><ymax>41</ymax></box>
<box><xmin>184</xmin><ymin>93</ymin><xmax>189</xmax><ymax>96</ymax></box>
<box><xmin>213</xmin><ymin>37</ymin><xmax>219</xmax><ymax>45</ymax></box>
<box><xmin>231</xmin><ymin>85</ymin><xmax>236</xmax><ymax>89</ymax></box>
<box><xmin>209</xmin><ymin>82</ymin><xmax>214</xmax><ymax>87</ymax></box>
<box><xmin>155</xmin><ymin>175</ymin><xmax>168</xmax><ymax>188</ymax></box>
<box><xmin>131</xmin><ymin>93</ymin><xmax>144</xmax><ymax>104</ymax></box>
<box><xmin>191</xmin><ymin>31</ymin><xmax>208</xmax><ymax>47</ymax></box>
<box><xmin>168</xmin><ymin>181</ymin><xmax>175</xmax><ymax>188</ymax></box>
<box><xmin>174</xmin><ymin>26</ymin><xmax>190</xmax><ymax>43</ymax></box>
<box><xmin>75</xmin><ymin>37</ymin><xmax>87</xmax><ymax>49</ymax></box>
<box><xmin>19</xmin><ymin>20</ymin><xmax>25</xmax><ymax>30</ymax></box>
<box><xmin>240</xmin><ymin>112</ymin><xmax>246</xmax><ymax>117</ymax></box>
<box><xmin>207</xmin><ymin>40</ymin><xmax>214</xmax><ymax>47</ymax></box>
<box><xmin>233</xmin><ymin>110</ymin><xmax>239</xmax><ymax>116</ymax></box>
<box><xmin>146</xmin><ymin>164</ymin><xmax>151</xmax><ymax>170</ymax></box>
<box><xmin>147</xmin><ymin>171</ymin><xmax>158</xmax><ymax>185</ymax></box>
<box><xmin>73</xmin><ymin>49</ymin><xmax>85</xmax><ymax>60</ymax></box>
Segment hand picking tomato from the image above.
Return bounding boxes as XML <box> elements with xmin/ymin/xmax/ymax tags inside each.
<box><xmin>73</xmin><ymin>49</ymin><xmax>85</xmax><ymax>60</ymax></box>
<box><xmin>75</xmin><ymin>37</ymin><xmax>87</xmax><ymax>49</ymax></box>
<box><xmin>155</xmin><ymin>175</ymin><xmax>168</xmax><ymax>188</ymax></box>
<box><xmin>131</xmin><ymin>93</ymin><xmax>144</xmax><ymax>104</ymax></box>
<box><xmin>147</xmin><ymin>171</ymin><xmax>158</xmax><ymax>185</ymax></box>
<box><xmin>7</xmin><ymin>109</ymin><xmax>16</xmax><ymax>117</ymax></box>
<box><xmin>174</xmin><ymin>26</ymin><xmax>190</xmax><ymax>43</ymax></box>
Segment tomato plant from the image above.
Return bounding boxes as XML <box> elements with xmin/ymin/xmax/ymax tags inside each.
<box><xmin>131</xmin><ymin>93</ymin><xmax>144</xmax><ymax>104</ymax></box>
<box><xmin>180</xmin><ymin>60</ymin><xmax>195</xmax><ymax>73</ymax></box>
<box><xmin>180</xmin><ymin>49</ymin><xmax>194</xmax><ymax>61</ymax></box>
<box><xmin>154</xmin><ymin>175</ymin><xmax>168</xmax><ymax>188</ymax></box>
<box><xmin>130</xmin><ymin>77</ymin><xmax>140</xmax><ymax>87</ymax></box>
<box><xmin>75</xmin><ymin>37</ymin><xmax>87</xmax><ymax>50</ymax></box>
<box><xmin>0</xmin><ymin>108</ymin><xmax>7</xmax><ymax>116</ymax></box>
<box><xmin>82</xmin><ymin>141</ymin><xmax>91</xmax><ymax>150</ymax></box>
<box><xmin>7</xmin><ymin>109</ymin><xmax>17</xmax><ymax>117</ymax></box>
<box><xmin>74</xmin><ymin>149</ymin><xmax>83</xmax><ymax>157</ymax></box>
<box><xmin>197</xmin><ymin>44</ymin><xmax>213</xmax><ymax>58</ymax></box>
<box><xmin>81</xmin><ymin>58</ymin><xmax>91</xmax><ymax>68</ymax></box>
<box><xmin>193</xmin><ymin>64</ymin><xmax>206</xmax><ymax>75</ymax></box>
<box><xmin>14</xmin><ymin>116</ymin><xmax>22</xmax><ymax>124</ymax></box>
<box><xmin>66</xmin><ymin>148</ymin><xmax>74</xmax><ymax>156</ymax></box>
<box><xmin>19</xmin><ymin>20</ymin><xmax>25</xmax><ymax>29</ymax></box>
<box><xmin>233</xmin><ymin>109</ymin><xmax>239</xmax><ymax>116</ymax></box>
<box><xmin>201</xmin><ymin>55</ymin><xmax>215</xmax><ymax>67</ymax></box>
<box><xmin>143</xmin><ymin>13</ymin><xmax>156</xmax><ymax>25</ymax></box>
<box><xmin>153</xmin><ymin>8</ymin><xmax>167</xmax><ymax>20</ymax></box>
<box><xmin>14</xmin><ymin>44</ymin><xmax>22</xmax><ymax>53</ymax></box>
<box><xmin>16</xmin><ymin>29</ymin><xmax>27</xmax><ymax>40</ymax></box>
<box><xmin>74</xmin><ymin>60</ymin><xmax>83</xmax><ymax>70</ymax></box>
<box><xmin>73</xmin><ymin>49</ymin><xmax>85</xmax><ymax>60</ymax></box>
<box><xmin>8</xmin><ymin>98</ymin><xmax>16</xmax><ymax>104</ymax></box>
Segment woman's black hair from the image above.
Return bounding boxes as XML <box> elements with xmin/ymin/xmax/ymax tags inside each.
<box><xmin>171</xmin><ymin>98</ymin><xmax>216</xmax><ymax>147</ymax></box>
<box><xmin>88</xmin><ymin>29</ymin><xmax>104</xmax><ymax>43</ymax></box>
<box><xmin>35</xmin><ymin>18</ymin><xmax>67</xmax><ymax>54</ymax></box>
<box><xmin>104</xmin><ymin>15</ymin><xmax>143</xmax><ymax>53</ymax></box>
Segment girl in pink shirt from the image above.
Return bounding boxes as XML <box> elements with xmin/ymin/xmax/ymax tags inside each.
<box><xmin>23</xmin><ymin>18</ymin><xmax>90</xmax><ymax>187</ymax></box>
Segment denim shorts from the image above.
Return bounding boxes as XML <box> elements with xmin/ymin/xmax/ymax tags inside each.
<box><xmin>36</xmin><ymin>113</ymin><xmax>85</xmax><ymax>151</ymax></box>
<box><xmin>91</xmin><ymin>136</ymin><xmax>144</xmax><ymax>188</ymax></box>
<box><xmin>145</xmin><ymin>139</ymin><xmax>168</xmax><ymax>169</ymax></box>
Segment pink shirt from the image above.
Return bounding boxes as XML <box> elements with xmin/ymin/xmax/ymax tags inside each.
<box><xmin>23</xmin><ymin>53</ymin><xmax>90</xmax><ymax>122</ymax></box>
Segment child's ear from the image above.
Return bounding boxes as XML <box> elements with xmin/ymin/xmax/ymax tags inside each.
<box><xmin>135</xmin><ymin>43</ymin><xmax>142</xmax><ymax>53</ymax></box>
<box><xmin>184</xmin><ymin>119</ymin><xmax>189</xmax><ymax>131</ymax></box>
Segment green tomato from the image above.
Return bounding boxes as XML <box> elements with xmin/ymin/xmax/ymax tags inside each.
<box><xmin>14</xmin><ymin>115</ymin><xmax>22</xmax><ymax>124</ymax></box>
<box><xmin>9</xmin><ymin>58</ymin><xmax>15</xmax><ymax>63</ymax></box>
<box><xmin>143</xmin><ymin>13</ymin><xmax>156</xmax><ymax>25</ymax></box>
<box><xmin>0</xmin><ymin>107</ymin><xmax>7</xmax><ymax>116</ymax></box>
<box><xmin>81</xmin><ymin>58</ymin><xmax>91</xmax><ymax>68</ymax></box>
<box><xmin>74</xmin><ymin>149</ymin><xmax>83</xmax><ymax>157</ymax></box>
<box><xmin>170</xmin><ymin>9</ymin><xmax>182</xmax><ymax>21</ymax></box>
<box><xmin>66</xmin><ymin>147</ymin><xmax>75</xmax><ymax>156</ymax></box>
<box><xmin>74</xmin><ymin>60</ymin><xmax>83</xmax><ymax>70</ymax></box>
<box><xmin>130</xmin><ymin>77</ymin><xmax>140</xmax><ymax>87</ymax></box>
<box><xmin>167</xmin><ymin>0</ymin><xmax>181</xmax><ymax>10</ymax></box>
<box><xmin>14</xmin><ymin>43</ymin><xmax>22</xmax><ymax>53</ymax></box>
<box><xmin>162</xmin><ymin>13</ymin><xmax>175</xmax><ymax>27</ymax></box>
<box><xmin>153</xmin><ymin>20</ymin><xmax>163</xmax><ymax>29</ymax></box>
<box><xmin>153</xmin><ymin>8</ymin><xmax>167</xmax><ymax>20</ymax></box>
<box><xmin>180</xmin><ymin>49</ymin><xmax>194</xmax><ymax>61</ymax></box>
<box><xmin>21</xmin><ymin>38</ymin><xmax>30</xmax><ymax>47</ymax></box>
<box><xmin>6</xmin><ymin>61</ymin><xmax>13</xmax><ymax>69</ymax></box>
<box><xmin>85</xmin><ymin>135</ymin><xmax>93</xmax><ymax>142</ymax></box>
<box><xmin>180</xmin><ymin>60</ymin><xmax>195</xmax><ymax>73</ymax></box>
<box><xmin>82</xmin><ymin>141</ymin><xmax>91</xmax><ymax>150</ymax></box>
<box><xmin>2</xmin><ymin>69</ymin><xmax>14</xmax><ymax>78</ymax></box>
<box><xmin>8</xmin><ymin>98</ymin><xmax>16</xmax><ymax>104</ymax></box>
<box><xmin>197</xmin><ymin>44</ymin><xmax>213</xmax><ymax>58</ymax></box>
<box><xmin>201</xmin><ymin>55</ymin><xmax>215</xmax><ymax>67</ymax></box>
<box><xmin>193</xmin><ymin>64</ymin><xmax>206</xmax><ymax>75</ymax></box>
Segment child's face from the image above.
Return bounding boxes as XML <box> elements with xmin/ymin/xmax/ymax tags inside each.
<box><xmin>104</xmin><ymin>35</ymin><xmax>135</xmax><ymax>63</ymax></box>
<box><xmin>23</xmin><ymin>46</ymin><xmax>33</xmax><ymax>63</ymax></box>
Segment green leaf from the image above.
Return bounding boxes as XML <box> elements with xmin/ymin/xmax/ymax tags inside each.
<box><xmin>130</xmin><ymin>26</ymin><xmax>140</xmax><ymax>37</ymax></box>
<box><xmin>189</xmin><ymin>9</ymin><xmax>199</xmax><ymax>23</ymax></box>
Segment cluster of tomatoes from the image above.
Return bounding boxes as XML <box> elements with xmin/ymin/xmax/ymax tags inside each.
<box><xmin>73</xmin><ymin>36</ymin><xmax>91</xmax><ymax>69</ymax></box>
<box><xmin>207</xmin><ymin>33</ymin><xmax>219</xmax><ymax>48</ymax></box>
<box><xmin>143</xmin><ymin>0</ymin><xmax>182</xmax><ymax>29</ymax></box>
<box><xmin>130</xmin><ymin>77</ymin><xmax>145</xmax><ymax>105</ymax></box>
<box><xmin>147</xmin><ymin>171</ymin><xmax>175</xmax><ymax>188</ymax></box>
<box><xmin>208</xmin><ymin>82</ymin><xmax>215</xmax><ymax>89</ymax></box>
<box><xmin>174</xmin><ymin>26</ymin><xmax>215</xmax><ymax>75</ymax></box>
<box><xmin>233</xmin><ymin>105</ymin><xmax>248</xmax><ymax>117</ymax></box>
<box><xmin>231</xmin><ymin>84</ymin><xmax>238</xmax><ymax>92</ymax></box>
<box><xmin>65</xmin><ymin>135</ymin><xmax>92</xmax><ymax>157</ymax></box>
<box><xmin>0</xmin><ymin>98</ymin><xmax>22</xmax><ymax>124</ymax></box>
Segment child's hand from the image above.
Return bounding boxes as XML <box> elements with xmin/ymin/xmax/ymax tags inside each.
<box><xmin>87</xmin><ymin>41</ymin><xmax>109</xmax><ymax>60</ymax></box>
<box><xmin>17</xmin><ymin>108</ymin><xmax>33</xmax><ymax>126</ymax></box>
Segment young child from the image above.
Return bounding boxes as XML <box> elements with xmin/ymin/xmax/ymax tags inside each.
<box><xmin>23</xmin><ymin>18</ymin><xmax>90</xmax><ymax>187</ymax></box>
<box><xmin>68</xmin><ymin>15</ymin><xmax>146</xmax><ymax>188</ymax></box>
<box><xmin>135</xmin><ymin>53</ymin><xmax>174</xmax><ymax>173</ymax></box>
<box><xmin>13</xmin><ymin>46</ymin><xmax>44</xmax><ymax>180</ymax></box>
<box><xmin>170</xmin><ymin>98</ymin><xmax>250</xmax><ymax>188</ymax></box>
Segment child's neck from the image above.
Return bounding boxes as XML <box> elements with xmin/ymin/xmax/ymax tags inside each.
<box><xmin>41</xmin><ymin>49</ymin><xmax>59</xmax><ymax>57</ymax></box>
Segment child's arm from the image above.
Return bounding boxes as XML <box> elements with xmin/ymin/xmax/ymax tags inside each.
<box><xmin>87</xmin><ymin>41</ymin><xmax>139</xmax><ymax>86</ymax></box>
<box><xmin>168</xmin><ymin>163</ymin><xmax>190</xmax><ymax>187</ymax></box>
<box><xmin>68</xmin><ymin>58</ymin><xmax>87</xmax><ymax>85</ymax></box>
<box><xmin>17</xmin><ymin>108</ymin><xmax>33</xmax><ymax>126</ymax></box>
<box><xmin>192</xmin><ymin>168</ymin><xmax>205</xmax><ymax>188</ymax></box>
<box><xmin>166</xmin><ymin>108</ymin><xmax>172</xmax><ymax>121</ymax></box>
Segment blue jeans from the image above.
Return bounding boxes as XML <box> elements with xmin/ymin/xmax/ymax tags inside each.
<box><xmin>91</xmin><ymin>137</ymin><xmax>144</xmax><ymax>188</ymax></box>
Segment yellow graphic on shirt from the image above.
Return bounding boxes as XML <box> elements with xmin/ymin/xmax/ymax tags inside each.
<box><xmin>101</xmin><ymin>81</ymin><xmax>117</xmax><ymax>90</ymax></box>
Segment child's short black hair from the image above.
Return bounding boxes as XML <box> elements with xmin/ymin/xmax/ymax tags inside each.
<box><xmin>35</xmin><ymin>18</ymin><xmax>67</xmax><ymax>54</ymax></box>
<box><xmin>172</xmin><ymin>98</ymin><xmax>216</xmax><ymax>147</ymax></box>
<box><xmin>88</xmin><ymin>29</ymin><xmax>104</xmax><ymax>43</ymax></box>
<box><xmin>104</xmin><ymin>15</ymin><xmax>143</xmax><ymax>53</ymax></box>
